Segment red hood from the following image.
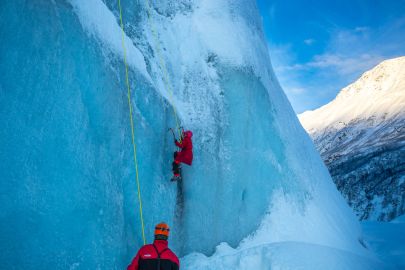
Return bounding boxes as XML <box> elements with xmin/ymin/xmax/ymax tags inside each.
<box><xmin>184</xmin><ymin>130</ymin><xmax>193</xmax><ymax>138</ymax></box>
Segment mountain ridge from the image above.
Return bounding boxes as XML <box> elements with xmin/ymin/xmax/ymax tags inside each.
<box><xmin>299</xmin><ymin>56</ymin><xmax>405</xmax><ymax>221</ymax></box>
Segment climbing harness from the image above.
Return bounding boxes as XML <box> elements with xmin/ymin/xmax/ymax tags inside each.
<box><xmin>152</xmin><ymin>244</ymin><xmax>169</xmax><ymax>270</ymax></box>
<box><xmin>117</xmin><ymin>0</ymin><xmax>146</xmax><ymax>245</ymax></box>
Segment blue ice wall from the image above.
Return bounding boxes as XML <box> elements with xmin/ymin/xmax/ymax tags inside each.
<box><xmin>1</xmin><ymin>0</ymin><xmax>362</xmax><ymax>269</ymax></box>
<box><xmin>178</xmin><ymin>67</ymin><xmax>289</xmax><ymax>253</ymax></box>
<box><xmin>0</xmin><ymin>1</ymin><xmax>176</xmax><ymax>268</ymax></box>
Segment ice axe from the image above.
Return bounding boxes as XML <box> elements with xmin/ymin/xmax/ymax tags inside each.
<box><xmin>168</xmin><ymin>128</ymin><xmax>177</xmax><ymax>140</ymax></box>
<box><xmin>168</xmin><ymin>127</ymin><xmax>185</xmax><ymax>143</ymax></box>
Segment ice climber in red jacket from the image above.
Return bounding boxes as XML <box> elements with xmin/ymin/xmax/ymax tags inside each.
<box><xmin>172</xmin><ymin>130</ymin><xmax>193</xmax><ymax>181</ymax></box>
<box><xmin>127</xmin><ymin>222</ymin><xmax>179</xmax><ymax>270</ymax></box>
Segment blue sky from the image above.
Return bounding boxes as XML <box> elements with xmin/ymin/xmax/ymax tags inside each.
<box><xmin>257</xmin><ymin>0</ymin><xmax>405</xmax><ymax>113</ymax></box>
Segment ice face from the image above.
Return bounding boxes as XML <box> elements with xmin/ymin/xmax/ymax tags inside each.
<box><xmin>1</xmin><ymin>0</ymin><xmax>366</xmax><ymax>269</ymax></box>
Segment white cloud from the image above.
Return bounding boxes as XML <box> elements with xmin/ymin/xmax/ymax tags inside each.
<box><xmin>273</xmin><ymin>26</ymin><xmax>390</xmax><ymax>76</ymax></box>
<box><xmin>266</xmin><ymin>42</ymin><xmax>301</xmax><ymax>77</ymax></box>
<box><xmin>286</xmin><ymin>87</ymin><xmax>306</xmax><ymax>95</ymax></box>
<box><xmin>304</xmin><ymin>38</ymin><xmax>315</xmax><ymax>45</ymax></box>
<box><xmin>354</xmin><ymin>26</ymin><xmax>369</xmax><ymax>33</ymax></box>
<box><xmin>266</xmin><ymin>15</ymin><xmax>405</xmax><ymax>113</ymax></box>
<box><xmin>306</xmin><ymin>53</ymin><xmax>385</xmax><ymax>75</ymax></box>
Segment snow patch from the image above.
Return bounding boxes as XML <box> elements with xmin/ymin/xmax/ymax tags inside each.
<box><xmin>68</xmin><ymin>0</ymin><xmax>151</xmax><ymax>82</ymax></box>
<box><xmin>299</xmin><ymin>56</ymin><xmax>405</xmax><ymax>133</ymax></box>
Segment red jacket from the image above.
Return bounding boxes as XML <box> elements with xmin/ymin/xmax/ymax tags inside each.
<box><xmin>127</xmin><ymin>240</ymin><xmax>179</xmax><ymax>270</ymax></box>
<box><xmin>175</xmin><ymin>131</ymin><xmax>193</xmax><ymax>165</ymax></box>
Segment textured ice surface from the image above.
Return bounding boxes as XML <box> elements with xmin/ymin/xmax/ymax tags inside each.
<box><xmin>183</xmin><ymin>242</ymin><xmax>388</xmax><ymax>270</ymax></box>
<box><xmin>1</xmin><ymin>0</ymin><xmax>371</xmax><ymax>269</ymax></box>
<box><xmin>183</xmin><ymin>192</ymin><xmax>393</xmax><ymax>270</ymax></box>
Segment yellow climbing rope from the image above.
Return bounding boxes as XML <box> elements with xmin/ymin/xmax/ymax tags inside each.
<box><xmin>117</xmin><ymin>0</ymin><xmax>146</xmax><ymax>245</ymax></box>
<box><xmin>116</xmin><ymin>0</ymin><xmax>185</xmax><ymax>245</ymax></box>
<box><xmin>144</xmin><ymin>0</ymin><xmax>182</xmax><ymax>139</ymax></box>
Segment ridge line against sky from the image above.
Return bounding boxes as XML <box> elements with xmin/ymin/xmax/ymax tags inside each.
<box><xmin>257</xmin><ymin>0</ymin><xmax>405</xmax><ymax>114</ymax></box>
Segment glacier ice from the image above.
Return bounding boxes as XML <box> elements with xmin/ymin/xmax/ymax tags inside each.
<box><xmin>0</xmin><ymin>0</ymin><xmax>379</xmax><ymax>269</ymax></box>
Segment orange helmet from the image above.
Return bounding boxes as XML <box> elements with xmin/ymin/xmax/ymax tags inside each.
<box><xmin>154</xmin><ymin>222</ymin><xmax>170</xmax><ymax>240</ymax></box>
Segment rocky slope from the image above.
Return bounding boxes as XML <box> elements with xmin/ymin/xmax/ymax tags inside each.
<box><xmin>299</xmin><ymin>56</ymin><xmax>405</xmax><ymax>221</ymax></box>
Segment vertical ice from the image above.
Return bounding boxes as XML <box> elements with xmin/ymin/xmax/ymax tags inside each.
<box><xmin>0</xmin><ymin>0</ymin><xmax>368</xmax><ymax>269</ymax></box>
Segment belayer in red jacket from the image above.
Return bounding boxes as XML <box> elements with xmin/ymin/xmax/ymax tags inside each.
<box><xmin>127</xmin><ymin>223</ymin><xmax>179</xmax><ymax>270</ymax></box>
<box><xmin>172</xmin><ymin>130</ymin><xmax>193</xmax><ymax>181</ymax></box>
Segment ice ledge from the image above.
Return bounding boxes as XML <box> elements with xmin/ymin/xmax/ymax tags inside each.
<box><xmin>183</xmin><ymin>241</ymin><xmax>389</xmax><ymax>270</ymax></box>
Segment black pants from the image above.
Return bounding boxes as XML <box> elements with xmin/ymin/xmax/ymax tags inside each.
<box><xmin>172</xmin><ymin>152</ymin><xmax>180</xmax><ymax>175</ymax></box>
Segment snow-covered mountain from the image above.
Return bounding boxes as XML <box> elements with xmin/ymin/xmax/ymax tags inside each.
<box><xmin>1</xmin><ymin>0</ymin><xmax>383</xmax><ymax>269</ymax></box>
<box><xmin>299</xmin><ymin>56</ymin><xmax>405</xmax><ymax>221</ymax></box>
